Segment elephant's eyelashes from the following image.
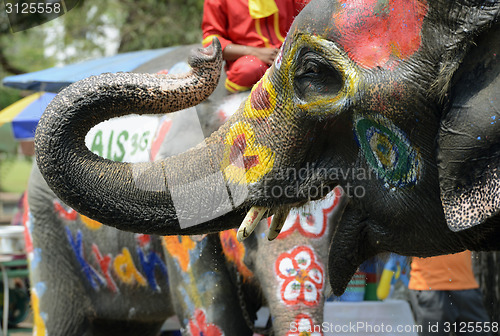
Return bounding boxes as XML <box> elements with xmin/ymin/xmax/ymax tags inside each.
<box><xmin>294</xmin><ymin>50</ymin><xmax>343</xmax><ymax>100</ymax></box>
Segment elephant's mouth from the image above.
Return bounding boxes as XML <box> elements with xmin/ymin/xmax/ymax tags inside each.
<box><xmin>236</xmin><ymin>175</ymin><xmax>338</xmax><ymax>241</ymax></box>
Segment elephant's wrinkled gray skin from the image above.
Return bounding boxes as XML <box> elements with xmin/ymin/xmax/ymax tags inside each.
<box><xmin>28</xmin><ymin>85</ymin><xmax>347</xmax><ymax>335</ymax></box>
<box><xmin>35</xmin><ymin>0</ymin><xmax>500</xmax><ymax>297</ymax></box>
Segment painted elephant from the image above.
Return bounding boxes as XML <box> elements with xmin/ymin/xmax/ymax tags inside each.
<box><xmin>27</xmin><ymin>164</ymin><xmax>174</xmax><ymax>336</ymax></box>
<box><xmin>153</xmin><ymin>103</ymin><xmax>347</xmax><ymax>335</ymax></box>
<box><xmin>35</xmin><ymin>0</ymin><xmax>500</xmax><ymax>300</ymax></box>
<box><xmin>27</xmin><ymin>82</ymin><xmax>346</xmax><ymax>335</ymax></box>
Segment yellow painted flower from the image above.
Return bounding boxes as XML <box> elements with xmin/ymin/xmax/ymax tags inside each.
<box><xmin>31</xmin><ymin>290</ymin><xmax>46</xmax><ymax>336</ymax></box>
<box><xmin>222</xmin><ymin>121</ymin><xmax>275</xmax><ymax>184</ymax></box>
<box><xmin>80</xmin><ymin>215</ymin><xmax>103</xmax><ymax>230</ymax></box>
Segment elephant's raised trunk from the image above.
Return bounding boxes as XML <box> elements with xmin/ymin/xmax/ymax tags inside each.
<box><xmin>35</xmin><ymin>40</ymin><xmax>249</xmax><ymax>235</ymax></box>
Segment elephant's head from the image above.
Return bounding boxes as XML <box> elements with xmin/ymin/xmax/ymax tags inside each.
<box><xmin>36</xmin><ymin>0</ymin><xmax>500</xmax><ymax>295</ymax></box>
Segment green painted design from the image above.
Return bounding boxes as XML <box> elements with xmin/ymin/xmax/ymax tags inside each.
<box><xmin>354</xmin><ymin>116</ymin><xmax>420</xmax><ymax>188</ymax></box>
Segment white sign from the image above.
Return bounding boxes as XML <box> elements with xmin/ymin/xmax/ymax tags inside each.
<box><xmin>85</xmin><ymin>115</ymin><xmax>160</xmax><ymax>163</ymax></box>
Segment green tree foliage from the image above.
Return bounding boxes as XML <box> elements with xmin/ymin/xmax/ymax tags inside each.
<box><xmin>0</xmin><ymin>0</ymin><xmax>205</xmax><ymax>107</ymax></box>
<box><xmin>0</xmin><ymin>0</ymin><xmax>205</xmax><ymax>75</ymax></box>
<box><xmin>115</xmin><ymin>0</ymin><xmax>205</xmax><ymax>52</ymax></box>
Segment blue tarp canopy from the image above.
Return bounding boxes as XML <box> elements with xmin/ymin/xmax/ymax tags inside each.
<box><xmin>0</xmin><ymin>92</ymin><xmax>57</xmax><ymax>139</ymax></box>
<box><xmin>3</xmin><ymin>47</ymin><xmax>177</xmax><ymax>92</ymax></box>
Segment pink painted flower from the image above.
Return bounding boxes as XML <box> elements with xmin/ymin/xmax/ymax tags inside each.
<box><xmin>268</xmin><ymin>187</ymin><xmax>342</xmax><ymax>239</ymax></box>
<box><xmin>276</xmin><ymin>246</ymin><xmax>324</xmax><ymax>306</ymax></box>
<box><xmin>188</xmin><ymin>308</ymin><xmax>223</xmax><ymax>336</ymax></box>
<box><xmin>287</xmin><ymin>313</ymin><xmax>323</xmax><ymax>336</ymax></box>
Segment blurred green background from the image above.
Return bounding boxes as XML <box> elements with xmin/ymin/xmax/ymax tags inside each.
<box><xmin>0</xmin><ymin>0</ymin><xmax>205</xmax><ymax>194</ymax></box>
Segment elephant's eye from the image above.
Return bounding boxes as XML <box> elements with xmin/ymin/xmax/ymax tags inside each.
<box><xmin>294</xmin><ymin>49</ymin><xmax>343</xmax><ymax>101</ymax></box>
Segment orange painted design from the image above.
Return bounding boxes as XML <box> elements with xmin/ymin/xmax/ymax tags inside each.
<box><xmin>113</xmin><ymin>248</ymin><xmax>147</xmax><ymax>286</ymax></box>
<box><xmin>80</xmin><ymin>215</ymin><xmax>103</xmax><ymax>230</ymax></box>
<box><xmin>162</xmin><ymin>236</ymin><xmax>196</xmax><ymax>272</ymax></box>
<box><xmin>219</xmin><ymin>230</ymin><xmax>253</xmax><ymax>280</ymax></box>
<box><xmin>222</xmin><ymin>121</ymin><xmax>275</xmax><ymax>184</ymax></box>
<box><xmin>31</xmin><ymin>290</ymin><xmax>46</xmax><ymax>336</ymax></box>
<box><xmin>243</xmin><ymin>72</ymin><xmax>276</xmax><ymax>119</ymax></box>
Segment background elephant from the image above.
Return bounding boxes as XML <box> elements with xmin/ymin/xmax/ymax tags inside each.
<box><xmin>34</xmin><ymin>0</ymin><xmax>500</xmax><ymax>303</ymax></box>
<box><xmin>27</xmin><ymin>164</ymin><xmax>174</xmax><ymax>336</ymax></box>
<box><xmin>26</xmin><ymin>59</ymin><xmax>347</xmax><ymax>335</ymax></box>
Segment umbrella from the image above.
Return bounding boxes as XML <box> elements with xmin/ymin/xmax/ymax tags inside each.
<box><xmin>1</xmin><ymin>45</ymin><xmax>194</xmax><ymax>92</ymax></box>
<box><xmin>0</xmin><ymin>43</ymin><xmax>226</xmax><ymax>141</ymax></box>
<box><xmin>0</xmin><ymin>92</ymin><xmax>57</xmax><ymax>140</ymax></box>
<box><xmin>0</xmin><ymin>44</ymin><xmax>203</xmax><ymax>140</ymax></box>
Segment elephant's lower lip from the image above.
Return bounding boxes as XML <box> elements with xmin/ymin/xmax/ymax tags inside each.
<box><xmin>328</xmin><ymin>215</ymin><xmax>377</xmax><ymax>296</ymax></box>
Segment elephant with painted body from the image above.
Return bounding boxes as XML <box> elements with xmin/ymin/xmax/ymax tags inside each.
<box><xmin>28</xmin><ymin>80</ymin><xmax>346</xmax><ymax>335</ymax></box>
<box><xmin>35</xmin><ymin>0</ymin><xmax>500</xmax><ymax>302</ymax></box>
<box><xmin>27</xmin><ymin>165</ymin><xmax>174</xmax><ymax>335</ymax></box>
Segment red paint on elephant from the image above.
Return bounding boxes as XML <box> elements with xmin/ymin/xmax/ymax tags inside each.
<box><xmin>92</xmin><ymin>244</ymin><xmax>118</xmax><ymax>293</ymax></box>
<box><xmin>276</xmin><ymin>246</ymin><xmax>324</xmax><ymax>306</ymax></box>
<box><xmin>229</xmin><ymin>134</ymin><xmax>260</xmax><ymax>170</ymax></box>
<box><xmin>250</xmin><ymin>79</ymin><xmax>272</xmax><ymax>111</ymax></box>
<box><xmin>22</xmin><ymin>193</ymin><xmax>33</xmax><ymax>253</ymax></box>
<box><xmin>267</xmin><ymin>187</ymin><xmax>342</xmax><ymax>239</ymax></box>
<box><xmin>53</xmin><ymin>200</ymin><xmax>78</xmax><ymax>220</ymax></box>
<box><xmin>333</xmin><ymin>0</ymin><xmax>428</xmax><ymax>69</ymax></box>
<box><xmin>219</xmin><ymin>229</ymin><xmax>254</xmax><ymax>280</ymax></box>
<box><xmin>135</xmin><ymin>234</ymin><xmax>152</xmax><ymax>248</ymax></box>
<box><xmin>188</xmin><ymin>308</ymin><xmax>223</xmax><ymax>336</ymax></box>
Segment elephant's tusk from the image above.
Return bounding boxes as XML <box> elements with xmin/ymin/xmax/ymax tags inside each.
<box><xmin>237</xmin><ymin>206</ymin><xmax>268</xmax><ymax>241</ymax></box>
<box><xmin>267</xmin><ymin>206</ymin><xmax>291</xmax><ymax>241</ymax></box>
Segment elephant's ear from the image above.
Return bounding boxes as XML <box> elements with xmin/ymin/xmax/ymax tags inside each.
<box><xmin>437</xmin><ymin>24</ymin><xmax>500</xmax><ymax>232</ymax></box>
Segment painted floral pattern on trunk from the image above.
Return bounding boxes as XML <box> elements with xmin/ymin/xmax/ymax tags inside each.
<box><xmin>187</xmin><ymin>308</ymin><xmax>224</xmax><ymax>336</ymax></box>
<box><xmin>276</xmin><ymin>246</ymin><xmax>324</xmax><ymax>306</ymax></box>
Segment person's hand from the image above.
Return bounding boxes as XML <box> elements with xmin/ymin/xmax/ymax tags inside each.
<box><xmin>252</xmin><ymin>47</ymin><xmax>279</xmax><ymax>65</ymax></box>
<box><xmin>223</xmin><ymin>44</ymin><xmax>279</xmax><ymax>65</ymax></box>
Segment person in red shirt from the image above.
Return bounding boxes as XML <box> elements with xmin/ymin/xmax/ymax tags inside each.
<box><xmin>202</xmin><ymin>0</ymin><xmax>309</xmax><ymax>93</ymax></box>
<box><xmin>409</xmin><ymin>251</ymin><xmax>492</xmax><ymax>336</ymax></box>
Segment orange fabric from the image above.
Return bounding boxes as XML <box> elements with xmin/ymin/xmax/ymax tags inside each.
<box><xmin>202</xmin><ymin>0</ymin><xmax>309</xmax><ymax>90</ymax></box>
<box><xmin>409</xmin><ymin>251</ymin><xmax>479</xmax><ymax>291</ymax></box>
